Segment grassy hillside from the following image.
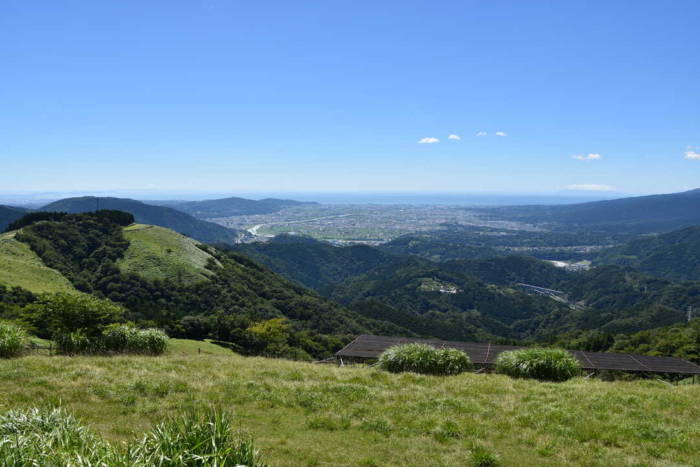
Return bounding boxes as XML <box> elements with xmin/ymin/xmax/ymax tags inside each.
<box><xmin>41</xmin><ymin>196</ymin><xmax>243</xmax><ymax>244</ymax></box>
<box><xmin>0</xmin><ymin>351</ymin><xmax>698</xmax><ymax>466</ymax></box>
<box><xmin>0</xmin><ymin>231</ymin><xmax>76</xmax><ymax>294</ymax></box>
<box><xmin>118</xmin><ymin>224</ymin><xmax>220</xmax><ymax>284</ymax></box>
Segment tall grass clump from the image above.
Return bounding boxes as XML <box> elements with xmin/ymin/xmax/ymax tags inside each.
<box><xmin>0</xmin><ymin>407</ymin><xmax>267</xmax><ymax>466</ymax></box>
<box><xmin>103</xmin><ymin>325</ymin><xmax>169</xmax><ymax>355</ymax></box>
<box><xmin>378</xmin><ymin>343</ymin><xmax>472</xmax><ymax>375</ymax></box>
<box><xmin>0</xmin><ymin>407</ymin><xmax>118</xmax><ymax>465</ymax></box>
<box><xmin>128</xmin><ymin>408</ymin><xmax>267</xmax><ymax>466</ymax></box>
<box><xmin>495</xmin><ymin>347</ymin><xmax>581</xmax><ymax>382</ymax></box>
<box><xmin>56</xmin><ymin>326</ymin><xmax>168</xmax><ymax>355</ymax></box>
<box><xmin>0</xmin><ymin>321</ymin><xmax>27</xmax><ymax>358</ymax></box>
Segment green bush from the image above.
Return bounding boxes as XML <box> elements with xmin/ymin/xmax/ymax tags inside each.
<box><xmin>494</xmin><ymin>347</ymin><xmax>581</xmax><ymax>382</ymax></box>
<box><xmin>378</xmin><ymin>343</ymin><xmax>472</xmax><ymax>375</ymax></box>
<box><xmin>39</xmin><ymin>293</ymin><xmax>124</xmax><ymax>338</ymax></box>
<box><xmin>0</xmin><ymin>407</ymin><xmax>267</xmax><ymax>466</ymax></box>
<box><xmin>0</xmin><ymin>321</ymin><xmax>27</xmax><ymax>358</ymax></box>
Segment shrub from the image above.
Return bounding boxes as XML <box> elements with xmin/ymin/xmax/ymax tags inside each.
<box><xmin>378</xmin><ymin>343</ymin><xmax>472</xmax><ymax>375</ymax></box>
<box><xmin>0</xmin><ymin>321</ymin><xmax>27</xmax><ymax>358</ymax></box>
<box><xmin>39</xmin><ymin>293</ymin><xmax>124</xmax><ymax>338</ymax></box>
<box><xmin>494</xmin><ymin>347</ymin><xmax>581</xmax><ymax>382</ymax></box>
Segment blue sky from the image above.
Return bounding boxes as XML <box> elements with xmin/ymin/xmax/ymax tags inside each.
<box><xmin>1</xmin><ymin>0</ymin><xmax>699</xmax><ymax>196</ymax></box>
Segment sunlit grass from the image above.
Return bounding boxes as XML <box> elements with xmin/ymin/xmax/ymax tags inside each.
<box><xmin>0</xmin><ymin>348</ymin><xmax>698</xmax><ymax>465</ymax></box>
<box><xmin>0</xmin><ymin>232</ymin><xmax>77</xmax><ymax>294</ymax></box>
<box><xmin>118</xmin><ymin>224</ymin><xmax>219</xmax><ymax>284</ymax></box>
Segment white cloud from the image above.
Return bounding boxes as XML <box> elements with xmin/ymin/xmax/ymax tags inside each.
<box><xmin>684</xmin><ymin>150</ymin><xmax>700</xmax><ymax>160</ymax></box>
<box><xmin>475</xmin><ymin>131</ymin><xmax>487</xmax><ymax>136</ymax></box>
<box><xmin>448</xmin><ymin>134</ymin><xmax>461</xmax><ymax>141</ymax></box>
<box><xmin>571</xmin><ymin>153</ymin><xmax>602</xmax><ymax>161</ymax></box>
<box><xmin>566</xmin><ymin>184</ymin><xmax>615</xmax><ymax>191</ymax></box>
<box><xmin>495</xmin><ymin>131</ymin><xmax>507</xmax><ymax>137</ymax></box>
<box><xmin>418</xmin><ymin>137</ymin><xmax>439</xmax><ymax>144</ymax></box>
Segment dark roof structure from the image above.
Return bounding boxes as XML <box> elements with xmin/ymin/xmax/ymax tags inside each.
<box><xmin>336</xmin><ymin>335</ymin><xmax>700</xmax><ymax>376</ymax></box>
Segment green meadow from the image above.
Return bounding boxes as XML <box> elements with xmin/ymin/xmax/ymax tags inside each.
<box><xmin>1</xmin><ymin>340</ymin><xmax>698</xmax><ymax>466</ymax></box>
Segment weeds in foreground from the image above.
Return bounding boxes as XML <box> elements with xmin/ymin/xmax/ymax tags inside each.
<box><xmin>0</xmin><ymin>406</ymin><xmax>266</xmax><ymax>466</ymax></box>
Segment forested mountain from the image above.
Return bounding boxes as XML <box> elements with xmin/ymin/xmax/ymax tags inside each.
<box><xmin>0</xmin><ymin>205</ymin><xmax>29</xmax><ymax>232</ymax></box>
<box><xmin>326</xmin><ymin>257</ymin><xmax>570</xmax><ymax>341</ymax></box>
<box><xmin>381</xmin><ymin>225</ymin><xmax>626</xmax><ymax>262</ymax></box>
<box><xmin>595</xmin><ymin>226</ymin><xmax>700</xmax><ymax>281</ymax></box>
<box><xmin>0</xmin><ymin>212</ymin><xmax>409</xmax><ymax>359</ymax></box>
<box><xmin>229</xmin><ymin>234</ymin><xmax>700</xmax><ymax>342</ymax></box>
<box><xmin>482</xmin><ymin>188</ymin><xmax>700</xmax><ymax>233</ymax></box>
<box><xmin>231</xmin><ymin>235</ymin><xmax>403</xmax><ymax>289</ymax></box>
<box><xmin>41</xmin><ymin>197</ymin><xmax>244</xmax><ymax>244</ymax></box>
<box><xmin>443</xmin><ymin>255</ymin><xmax>571</xmax><ymax>288</ymax></box>
<box><xmin>157</xmin><ymin>196</ymin><xmax>315</xmax><ymax>218</ymax></box>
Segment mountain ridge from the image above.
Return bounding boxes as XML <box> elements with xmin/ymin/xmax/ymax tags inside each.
<box><xmin>41</xmin><ymin>196</ymin><xmax>244</xmax><ymax>244</ymax></box>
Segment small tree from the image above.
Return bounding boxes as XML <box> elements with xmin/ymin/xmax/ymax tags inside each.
<box><xmin>40</xmin><ymin>293</ymin><xmax>124</xmax><ymax>338</ymax></box>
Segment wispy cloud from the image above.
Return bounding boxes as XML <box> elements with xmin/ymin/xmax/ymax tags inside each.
<box><xmin>475</xmin><ymin>131</ymin><xmax>487</xmax><ymax>136</ymax></box>
<box><xmin>685</xmin><ymin>150</ymin><xmax>700</xmax><ymax>160</ymax></box>
<box><xmin>566</xmin><ymin>184</ymin><xmax>615</xmax><ymax>191</ymax></box>
<box><xmin>418</xmin><ymin>137</ymin><xmax>440</xmax><ymax>144</ymax></box>
<box><xmin>448</xmin><ymin>134</ymin><xmax>461</xmax><ymax>141</ymax></box>
<box><xmin>571</xmin><ymin>153</ymin><xmax>602</xmax><ymax>161</ymax></box>
<box><xmin>495</xmin><ymin>131</ymin><xmax>507</xmax><ymax>137</ymax></box>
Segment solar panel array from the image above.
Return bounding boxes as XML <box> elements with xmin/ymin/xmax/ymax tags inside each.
<box><xmin>336</xmin><ymin>335</ymin><xmax>700</xmax><ymax>375</ymax></box>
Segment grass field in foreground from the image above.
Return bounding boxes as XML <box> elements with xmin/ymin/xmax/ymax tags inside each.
<box><xmin>118</xmin><ymin>224</ymin><xmax>219</xmax><ymax>285</ymax></box>
<box><xmin>0</xmin><ymin>231</ymin><xmax>77</xmax><ymax>294</ymax></box>
<box><xmin>0</xmin><ymin>345</ymin><xmax>699</xmax><ymax>466</ymax></box>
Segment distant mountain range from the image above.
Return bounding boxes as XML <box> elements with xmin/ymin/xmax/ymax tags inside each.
<box><xmin>483</xmin><ymin>188</ymin><xmax>700</xmax><ymax>233</ymax></box>
<box><xmin>40</xmin><ymin>197</ymin><xmax>244</xmax><ymax>244</ymax></box>
<box><xmin>153</xmin><ymin>196</ymin><xmax>316</xmax><ymax>218</ymax></box>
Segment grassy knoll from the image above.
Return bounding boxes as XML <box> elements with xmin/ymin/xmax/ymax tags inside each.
<box><xmin>0</xmin><ymin>349</ymin><xmax>699</xmax><ymax>466</ymax></box>
<box><xmin>0</xmin><ymin>231</ymin><xmax>76</xmax><ymax>294</ymax></box>
<box><xmin>118</xmin><ymin>224</ymin><xmax>220</xmax><ymax>284</ymax></box>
